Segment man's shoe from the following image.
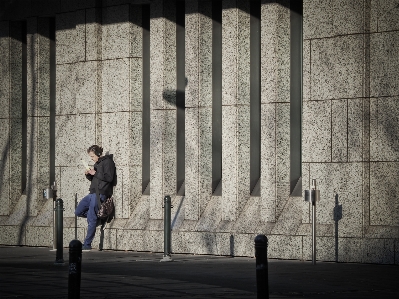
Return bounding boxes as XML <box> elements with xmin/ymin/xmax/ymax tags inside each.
<box><xmin>82</xmin><ymin>245</ymin><xmax>92</xmax><ymax>252</ymax></box>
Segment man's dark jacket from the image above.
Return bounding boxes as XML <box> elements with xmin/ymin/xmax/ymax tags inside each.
<box><xmin>86</xmin><ymin>155</ymin><xmax>116</xmax><ymax>197</ymax></box>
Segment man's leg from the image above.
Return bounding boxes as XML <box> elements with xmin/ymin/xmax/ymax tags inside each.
<box><xmin>75</xmin><ymin>194</ymin><xmax>91</xmax><ymax>218</ymax></box>
<box><xmin>83</xmin><ymin>194</ymin><xmax>106</xmax><ymax>248</ymax></box>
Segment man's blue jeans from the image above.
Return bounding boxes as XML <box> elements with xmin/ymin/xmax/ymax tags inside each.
<box><xmin>75</xmin><ymin>193</ymin><xmax>106</xmax><ymax>247</ymax></box>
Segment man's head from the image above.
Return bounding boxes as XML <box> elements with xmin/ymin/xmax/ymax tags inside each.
<box><xmin>87</xmin><ymin>145</ymin><xmax>103</xmax><ymax>162</ymax></box>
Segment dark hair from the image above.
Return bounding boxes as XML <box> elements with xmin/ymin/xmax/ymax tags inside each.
<box><xmin>87</xmin><ymin>145</ymin><xmax>103</xmax><ymax>157</ymax></box>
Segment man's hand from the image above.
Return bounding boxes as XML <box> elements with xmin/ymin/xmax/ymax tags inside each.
<box><xmin>87</xmin><ymin>169</ymin><xmax>96</xmax><ymax>176</ymax></box>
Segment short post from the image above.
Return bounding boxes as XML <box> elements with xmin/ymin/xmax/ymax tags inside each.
<box><xmin>160</xmin><ymin>195</ymin><xmax>173</xmax><ymax>262</ymax></box>
<box><xmin>255</xmin><ymin>234</ymin><xmax>269</xmax><ymax>299</ymax></box>
<box><xmin>68</xmin><ymin>240</ymin><xmax>82</xmax><ymax>299</ymax></box>
<box><xmin>54</xmin><ymin>198</ymin><xmax>65</xmax><ymax>265</ymax></box>
<box><xmin>305</xmin><ymin>179</ymin><xmax>320</xmax><ymax>265</ymax></box>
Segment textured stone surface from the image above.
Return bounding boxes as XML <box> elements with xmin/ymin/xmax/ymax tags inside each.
<box><xmin>0</xmin><ymin>119</ymin><xmax>10</xmax><ymax>215</ymax></box>
<box><xmin>260</xmin><ymin>1</ymin><xmax>290</xmax><ymax>104</ymax></box>
<box><xmin>375</xmin><ymin>0</ymin><xmax>399</xmax><ymax>32</ymax></box>
<box><xmin>348</xmin><ymin>99</ymin><xmax>363</xmax><ymax>161</ymax></box>
<box><xmin>332</xmin><ymin>100</ymin><xmax>347</xmax><ymax>162</ymax></box>
<box><xmin>309</xmin><ymin>163</ymin><xmax>363</xmax><ymax>238</ymax></box>
<box><xmin>311</xmin><ymin>35</ymin><xmax>364</xmax><ymax>101</ymax></box>
<box><xmin>370</xmin><ymin>32</ymin><xmax>399</xmax><ymax>97</ymax></box>
<box><xmin>302</xmin><ymin>100</ymin><xmax>331</xmax><ymax>162</ymax></box>
<box><xmin>0</xmin><ymin>21</ymin><xmax>9</xmax><ymax>119</ymax></box>
<box><xmin>56</xmin><ymin>10</ymin><xmax>85</xmax><ymax>64</ymax></box>
<box><xmin>370</xmin><ymin>97</ymin><xmax>399</xmax><ymax>161</ymax></box>
<box><xmin>102</xmin><ymin>58</ymin><xmax>130</xmax><ymax>112</ymax></box>
<box><xmin>370</xmin><ymin>162</ymin><xmax>399</xmax><ymax>226</ymax></box>
<box><xmin>86</xmin><ymin>7</ymin><xmax>102</xmax><ymax>61</ymax></box>
<box><xmin>260</xmin><ymin>103</ymin><xmax>276</xmax><ymax>222</ymax></box>
<box><xmin>304</xmin><ymin>0</ymin><xmax>364</xmax><ymax>39</ymax></box>
<box><xmin>102</xmin><ymin>5</ymin><xmax>131</xmax><ymax>60</ymax></box>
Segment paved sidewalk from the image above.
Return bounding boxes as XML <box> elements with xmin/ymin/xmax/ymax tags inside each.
<box><xmin>0</xmin><ymin>246</ymin><xmax>398</xmax><ymax>298</ymax></box>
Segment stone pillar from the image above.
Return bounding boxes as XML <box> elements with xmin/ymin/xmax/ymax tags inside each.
<box><xmin>260</xmin><ymin>1</ymin><xmax>291</xmax><ymax>222</ymax></box>
<box><xmin>184</xmin><ymin>0</ymin><xmax>213</xmax><ymax>220</ymax></box>
<box><xmin>221</xmin><ymin>0</ymin><xmax>250</xmax><ymax>221</ymax></box>
<box><xmin>0</xmin><ymin>21</ymin><xmax>10</xmax><ymax>215</ymax></box>
<box><xmin>150</xmin><ymin>0</ymin><xmax>177</xmax><ymax>219</ymax></box>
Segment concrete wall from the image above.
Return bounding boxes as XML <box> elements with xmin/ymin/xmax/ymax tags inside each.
<box><xmin>0</xmin><ymin>0</ymin><xmax>398</xmax><ymax>264</ymax></box>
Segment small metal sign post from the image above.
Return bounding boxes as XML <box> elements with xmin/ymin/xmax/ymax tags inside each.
<box><xmin>304</xmin><ymin>179</ymin><xmax>320</xmax><ymax>265</ymax></box>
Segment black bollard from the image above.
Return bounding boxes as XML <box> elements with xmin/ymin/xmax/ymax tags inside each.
<box><xmin>68</xmin><ymin>240</ymin><xmax>82</xmax><ymax>299</ymax></box>
<box><xmin>255</xmin><ymin>234</ymin><xmax>269</xmax><ymax>299</ymax></box>
<box><xmin>160</xmin><ymin>195</ymin><xmax>173</xmax><ymax>262</ymax></box>
<box><xmin>54</xmin><ymin>198</ymin><xmax>65</xmax><ymax>265</ymax></box>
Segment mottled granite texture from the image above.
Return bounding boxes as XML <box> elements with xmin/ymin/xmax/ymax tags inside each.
<box><xmin>0</xmin><ymin>0</ymin><xmax>399</xmax><ymax>265</ymax></box>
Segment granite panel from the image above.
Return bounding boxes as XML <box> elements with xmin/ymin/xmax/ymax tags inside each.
<box><xmin>222</xmin><ymin>1</ymin><xmax>238</xmax><ymax>106</ymax></box>
<box><xmin>302</xmin><ymin>100</ymin><xmax>331</xmax><ymax>163</ymax></box>
<box><xmin>102</xmin><ymin>112</ymin><xmax>130</xmax><ymax>167</ymax></box>
<box><xmin>86</xmin><ymin>7</ymin><xmax>102</xmax><ymax>61</ymax></box>
<box><xmin>261</xmin><ymin>2</ymin><xmax>290</xmax><ymax>104</ymax></box>
<box><xmin>0</xmin><ymin>226</ymin><xmax>22</xmax><ymax>245</ymax></box>
<box><xmin>56</xmin><ymin>63</ymin><xmax>76</xmax><ymax>115</ymax></box>
<box><xmin>311</xmin><ymin>35</ymin><xmax>364</xmax><ymax>101</ymax></box>
<box><xmin>56</xmin><ymin>10</ymin><xmax>85</xmax><ymax>64</ymax></box>
<box><xmin>310</xmin><ymin>163</ymin><xmax>363</xmax><ymax>238</ymax></box>
<box><xmin>268</xmin><ymin>235</ymin><xmax>303</xmax><ymax>260</ymax></box>
<box><xmin>55</xmin><ymin>115</ymin><xmax>78</xmax><ymax>166</ymax></box>
<box><xmin>0</xmin><ymin>21</ymin><xmax>9</xmax><ymax>119</ymax></box>
<box><xmin>173</xmin><ymin>231</ymin><xmax>218</xmax><ymax>255</ymax></box>
<box><xmin>185</xmin><ymin>108</ymin><xmax>200</xmax><ymax>220</ymax></box>
<box><xmin>332</xmin><ymin>0</ymin><xmax>365</xmax><ymax>35</ymax></box>
<box><xmin>9</xmin><ymin>118</ymin><xmax>22</xmax><ymax>208</ymax></box>
<box><xmin>338</xmin><ymin>237</ymin><xmax>363</xmax><ymax>263</ymax></box>
<box><xmin>234</xmin><ymin>197</ymin><xmax>262</xmax><ymax>234</ymax></box>
<box><xmin>163</xmin><ymin>0</ymin><xmax>177</xmax><ymax>109</ymax></box>
<box><xmin>198</xmin><ymin>108</ymin><xmax>212</xmax><ymax>216</ymax></box>
<box><xmin>37</xmin><ymin>118</ymin><xmax>51</xmax><ymax>205</ymax></box>
<box><xmin>272</xmin><ymin>198</ymin><xmax>302</xmax><ymax>235</ymax></box>
<box><xmin>37</xmin><ymin>17</ymin><xmax>51</xmax><ymax>117</ymax></box>
<box><xmin>150</xmin><ymin>0</ymin><xmax>165</xmax><ymax>110</ymax></box>
<box><xmin>332</xmin><ymin>100</ymin><xmax>348</xmax><ymax>162</ymax></box>
<box><xmin>112</xmin><ymin>165</ymin><xmax>131</xmax><ymax>219</ymax></box>
<box><xmin>370</xmin><ymin>98</ymin><xmax>399</xmax><ymax>161</ymax></box>
<box><xmin>370</xmin><ymin>162</ymin><xmax>399</xmax><ymax>226</ymax></box>
<box><xmin>236</xmin><ymin>1</ymin><xmax>250</xmax><ymax>106</ymax></box>
<box><xmin>130</xmin><ymin>58</ymin><xmax>143</xmax><ymax>111</ymax></box>
<box><xmin>0</xmin><ymin>119</ymin><xmax>10</xmax><ymax>215</ymax></box>
<box><xmin>303</xmin><ymin>0</ymin><xmax>334</xmax><ymax>39</ymax></box>
<box><xmin>198</xmin><ymin>2</ymin><xmax>212</xmax><ymax>108</ymax></box>
<box><xmin>25</xmin><ymin>226</ymin><xmax>52</xmax><ymax>247</ymax></box>
<box><xmin>237</xmin><ymin>105</ymin><xmax>251</xmax><ymax>213</ymax></box>
<box><xmin>370</xmin><ymin>0</ymin><xmax>378</xmax><ymax>32</ymax></box>
<box><xmin>363</xmin><ymin>238</ymin><xmax>395</xmax><ymax>264</ymax></box>
<box><xmin>128</xmin><ymin>165</ymin><xmax>142</xmax><ymax>214</ymax></box>
<box><xmin>370</xmin><ymin>32</ymin><xmax>399</xmax><ymax>97</ymax></box>
<box><xmin>348</xmin><ymin>99</ymin><xmax>363</xmax><ymax>161</ymax></box>
<box><xmin>303</xmin><ymin>40</ymin><xmax>311</xmax><ymax>102</ymax></box>
<box><xmin>9</xmin><ymin>22</ymin><xmax>23</xmax><ymax>119</ymax></box>
<box><xmin>163</xmin><ymin>109</ymin><xmax>177</xmax><ymax>197</ymax></box>
<box><xmin>76</xmin><ymin>61</ymin><xmax>100</xmax><ymax>114</ymax></box>
<box><xmin>102</xmin><ymin>58</ymin><xmax>130</xmax><ymax>112</ymax></box>
<box><xmin>195</xmin><ymin>196</ymin><xmax>221</xmax><ymax>232</ymax></box>
<box><xmin>130</xmin><ymin>5</ymin><xmax>142</xmax><ymax>58</ymax></box>
<box><xmin>102</xmin><ymin>5</ymin><xmax>131</xmax><ymax>60</ymax></box>
<box><xmin>376</xmin><ymin>0</ymin><xmax>399</xmax><ymax>32</ymax></box>
<box><xmin>26</xmin><ymin>117</ymin><xmax>38</xmax><ymax>214</ymax></box>
<box><xmin>150</xmin><ymin>110</ymin><xmax>164</xmax><ymax>219</ymax></box>
<box><xmin>93</xmin><ymin>227</ymin><xmax>117</xmax><ymax>250</ymax></box>
<box><xmin>303</xmin><ymin>236</ymin><xmax>336</xmax><ymax>261</ymax></box>
<box><xmin>260</xmin><ymin>103</ymin><xmax>276</xmax><ymax>222</ymax></box>
<box><xmin>222</xmin><ymin>106</ymin><xmax>237</xmax><ymax>221</ymax></box>
<box><xmin>27</xmin><ymin>18</ymin><xmax>38</xmax><ymax>118</ymax></box>
<box><xmin>275</xmin><ymin>103</ymin><xmax>289</xmax><ymax>217</ymax></box>
<box><xmin>185</xmin><ymin>4</ymin><xmax>200</xmax><ymax>108</ymax></box>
